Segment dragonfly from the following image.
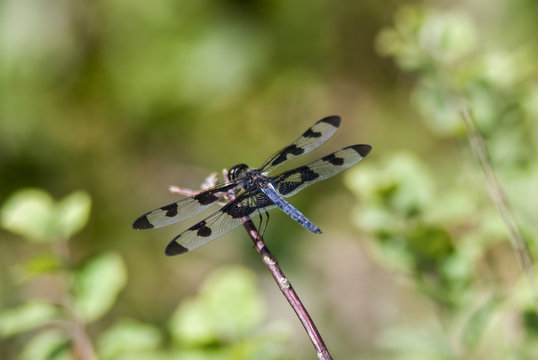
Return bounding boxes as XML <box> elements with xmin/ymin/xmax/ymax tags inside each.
<box><xmin>133</xmin><ymin>116</ymin><xmax>372</xmax><ymax>256</ymax></box>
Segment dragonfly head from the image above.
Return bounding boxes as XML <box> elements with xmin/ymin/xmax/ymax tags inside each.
<box><xmin>228</xmin><ymin>163</ymin><xmax>250</xmax><ymax>181</ymax></box>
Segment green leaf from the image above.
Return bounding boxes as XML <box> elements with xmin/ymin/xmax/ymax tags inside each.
<box><xmin>97</xmin><ymin>318</ymin><xmax>162</xmax><ymax>360</ymax></box>
<box><xmin>170</xmin><ymin>297</ymin><xmax>217</xmax><ymax>347</ymax></box>
<box><xmin>54</xmin><ymin>191</ymin><xmax>91</xmax><ymax>238</ymax></box>
<box><xmin>170</xmin><ymin>266</ymin><xmax>264</xmax><ymax>346</ymax></box>
<box><xmin>0</xmin><ymin>301</ymin><xmax>60</xmax><ymax>337</ymax></box>
<box><xmin>411</xmin><ymin>80</ymin><xmax>463</xmax><ymax>135</ymax></box>
<box><xmin>345</xmin><ymin>152</ymin><xmax>434</xmax><ymax>217</ymax></box>
<box><xmin>522</xmin><ymin>308</ymin><xmax>538</xmax><ymax>337</ymax></box>
<box><xmin>21</xmin><ymin>330</ymin><xmax>72</xmax><ymax>360</ymax></box>
<box><xmin>171</xmin><ymin>349</ymin><xmax>229</xmax><ymax>360</ymax></box>
<box><xmin>14</xmin><ymin>254</ymin><xmax>64</xmax><ymax>281</ymax></box>
<box><xmin>0</xmin><ymin>188</ymin><xmax>91</xmax><ymax>242</ymax></box>
<box><xmin>72</xmin><ymin>252</ymin><xmax>127</xmax><ymax>322</ymax></box>
<box><xmin>461</xmin><ymin>294</ymin><xmax>503</xmax><ymax>351</ymax></box>
<box><xmin>379</xmin><ymin>324</ymin><xmax>453</xmax><ymax>359</ymax></box>
<box><xmin>407</xmin><ymin>225</ymin><xmax>454</xmax><ymax>266</ymax></box>
<box><xmin>201</xmin><ymin>267</ymin><xmax>264</xmax><ymax>337</ymax></box>
<box><xmin>1</xmin><ymin>189</ymin><xmax>55</xmax><ymax>241</ymax></box>
<box><xmin>419</xmin><ymin>10</ymin><xmax>477</xmax><ymax>64</ymax></box>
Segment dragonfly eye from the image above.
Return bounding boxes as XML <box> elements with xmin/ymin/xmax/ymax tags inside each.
<box><xmin>229</xmin><ymin>163</ymin><xmax>250</xmax><ymax>180</ymax></box>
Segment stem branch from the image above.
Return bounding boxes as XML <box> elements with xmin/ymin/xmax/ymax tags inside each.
<box><xmin>461</xmin><ymin>108</ymin><xmax>537</xmax><ymax>308</ymax></box>
<box><xmin>241</xmin><ymin>218</ymin><xmax>333</xmax><ymax>360</ymax></box>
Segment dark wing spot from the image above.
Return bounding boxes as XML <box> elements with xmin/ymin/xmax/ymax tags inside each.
<box><xmin>319</xmin><ymin>115</ymin><xmax>341</xmax><ymax>128</ymax></box>
<box><xmin>189</xmin><ymin>220</ymin><xmax>212</xmax><ymax>237</ymax></box>
<box><xmin>253</xmin><ymin>193</ymin><xmax>274</xmax><ymax>208</ymax></box>
<box><xmin>160</xmin><ymin>203</ymin><xmax>178</xmax><ymax>217</ymax></box>
<box><xmin>277</xmin><ymin>166</ymin><xmax>320</xmax><ymax>195</ymax></box>
<box><xmin>349</xmin><ymin>144</ymin><xmax>372</xmax><ymax>157</ymax></box>
<box><xmin>322</xmin><ymin>153</ymin><xmax>344</xmax><ymax>166</ymax></box>
<box><xmin>193</xmin><ymin>184</ymin><xmax>237</xmax><ymax>205</ymax></box>
<box><xmin>132</xmin><ymin>215</ymin><xmax>154</xmax><ymax>229</ymax></box>
<box><xmin>165</xmin><ymin>240</ymin><xmax>189</xmax><ymax>256</ymax></box>
<box><xmin>193</xmin><ymin>192</ymin><xmax>219</xmax><ymax>205</ymax></box>
<box><xmin>302</xmin><ymin>128</ymin><xmax>322</xmax><ymax>138</ymax></box>
<box><xmin>277</xmin><ymin>182</ymin><xmax>300</xmax><ymax>196</ymax></box>
<box><xmin>221</xmin><ymin>202</ymin><xmax>255</xmax><ymax>218</ymax></box>
<box><xmin>221</xmin><ymin>194</ymin><xmax>273</xmax><ymax>218</ymax></box>
<box><xmin>271</xmin><ymin>145</ymin><xmax>304</xmax><ymax>166</ymax></box>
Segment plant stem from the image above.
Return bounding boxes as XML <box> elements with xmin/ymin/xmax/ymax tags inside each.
<box><xmin>178</xmin><ymin>170</ymin><xmax>333</xmax><ymax>359</ymax></box>
<box><xmin>241</xmin><ymin>218</ymin><xmax>333</xmax><ymax>360</ymax></box>
<box><xmin>52</xmin><ymin>240</ymin><xmax>97</xmax><ymax>360</ymax></box>
<box><xmin>461</xmin><ymin>108</ymin><xmax>538</xmax><ymax>309</ymax></box>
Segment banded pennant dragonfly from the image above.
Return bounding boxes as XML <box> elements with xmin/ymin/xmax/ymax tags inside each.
<box><xmin>133</xmin><ymin>116</ymin><xmax>371</xmax><ymax>255</ymax></box>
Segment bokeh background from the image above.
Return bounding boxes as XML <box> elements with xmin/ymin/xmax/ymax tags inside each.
<box><xmin>1</xmin><ymin>0</ymin><xmax>538</xmax><ymax>359</ymax></box>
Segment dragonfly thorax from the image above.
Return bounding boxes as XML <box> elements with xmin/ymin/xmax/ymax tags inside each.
<box><xmin>229</xmin><ymin>164</ymin><xmax>269</xmax><ymax>192</ymax></box>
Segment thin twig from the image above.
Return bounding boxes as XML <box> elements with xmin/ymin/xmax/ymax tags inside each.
<box><xmin>52</xmin><ymin>240</ymin><xmax>98</xmax><ymax>360</ymax></box>
<box><xmin>461</xmin><ymin>108</ymin><xmax>538</xmax><ymax>309</ymax></box>
<box><xmin>171</xmin><ymin>171</ymin><xmax>334</xmax><ymax>359</ymax></box>
<box><xmin>241</xmin><ymin>218</ymin><xmax>333</xmax><ymax>360</ymax></box>
<box><xmin>219</xmin><ymin>171</ymin><xmax>333</xmax><ymax>360</ymax></box>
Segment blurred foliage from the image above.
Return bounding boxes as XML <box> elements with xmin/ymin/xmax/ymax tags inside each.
<box><xmin>0</xmin><ymin>189</ymin><xmax>287</xmax><ymax>359</ymax></box>
<box><xmin>1</xmin><ymin>189</ymin><xmax>91</xmax><ymax>242</ymax></box>
<box><xmin>343</xmin><ymin>2</ymin><xmax>538</xmax><ymax>359</ymax></box>
<box><xmin>2</xmin><ymin>0</ymin><xmax>538</xmax><ymax>359</ymax></box>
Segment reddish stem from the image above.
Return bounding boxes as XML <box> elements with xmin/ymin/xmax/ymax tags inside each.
<box><xmin>241</xmin><ymin>218</ymin><xmax>333</xmax><ymax>360</ymax></box>
<box><xmin>183</xmin><ymin>169</ymin><xmax>333</xmax><ymax>359</ymax></box>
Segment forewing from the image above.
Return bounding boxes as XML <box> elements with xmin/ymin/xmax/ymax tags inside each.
<box><xmin>271</xmin><ymin>144</ymin><xmax>372</xmax><ymax>198</ymax></box>
<box><xmin>132</xmin><ymin>182</ymin><xmax>239</xmax><ymax>230</ymax></box>
<box><xmin>165</xmin><ymin>192</ymin><xmax>276</xmax><ymax>255</ymax></box>
<box><xmin>260</xmin><ymin>115</ymin><xmax>341</xmax><ymax>173</ymax></box>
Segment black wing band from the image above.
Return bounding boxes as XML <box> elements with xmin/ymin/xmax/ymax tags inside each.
<box><xmin>271</xmin><ymin>144</ymin><xmax>372</xmax><ymax>198</ymax></box>
<box><xmin>260</xmin><ymin>116</ymin><xmax>341</xmax><ymax>173</ymax></box>
<box><xmin>165</xmin><ymin>191</ymin><xmax>276</xmax><ymax>255</ymax></box>
<box><xmin>132</xmin><ymin>182</ymin><xmax>238</xmax><ymax>230</ymax></box>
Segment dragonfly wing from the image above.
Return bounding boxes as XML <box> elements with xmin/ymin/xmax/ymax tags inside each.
<box><xmin>165</xmin><ymin>192</ymin><xmax>276</xmax><ymax>255</ymax></box>
<box><xmin>260</xmin><ymin>115</ymin><xmax>341</xmax><ymax>172</ymax></box>
<box><xmin>272</xmin><ymin>144</ymin><xmax>372</xmax><ymax>198</ymax></box>
<box><xmin>132</xmin><ymin>182</ymin><xmax>239</xmax><ymax>230</ymax></box>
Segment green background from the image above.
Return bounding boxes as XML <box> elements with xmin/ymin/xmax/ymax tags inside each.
<box><xmin>1</xmin><ymin>0</ymin><xmax>538</xmax><ymax>359</ymax></box>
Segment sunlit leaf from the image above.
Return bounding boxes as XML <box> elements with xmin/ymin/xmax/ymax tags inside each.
<box><xmin>170</xmin><ymin>297</ymin><xmax>217</xmax><ymax>347</ymax></box>
<box><xmin>1</xmin><ymin>189</ymin><xmax>55</xmax><ymax>242</ymax></box>
<box><xmin>350</xmin><ymin>205</ymin><xmax>397</xmax><ymax>233</ymax></box>
<box><xmin>201</xmin><ymin>266</ymin><xmax>264</xmax><ymax>338</ymax></box>
<box><xmin>379</xmin><ymin>324</ymin><xmax>453</xmax><ymax>359</ymax></box>
<box><xmin>54</xmin><ymin>191</ymin><xmax>91</xmax><ymax>238</ymax></box>
<box><xmin>426</xmin><ymin>189</ymin><xmax>476</xmax><ymax>224</ymax></box>
<box><xmin>411</xmin><ymin>80</ymin><xmax>463</xmax><ymax>135</ymax></box>
<box><xmin>439</xmin><ymin>252</ymin><xmax>472</xmax><ymax>287</ymax></box>
<box><xmin>170</xmin><ymin>266</ymin><xmax>264</xmax><ymax>346</ymax></box>
<box><xmin>21</xmin><ymin>330</ymin><xmax>72</xmax><ymax>360</ymax></box>
<box><xmin>97</xmin><ymin>318</ymin><xmax>162</xmax><ymax>360</ymax></box>
<box><xmin>462</xmin><ymin>294</ymin><xmax>503</xmax><ymax>351</ymax></box>
<box><xmin>346</xmin><ymin>152</ymin><xmax>434</xmax><ymax>217</ymax></box>
<box><xmin>72</xmin><ymin>252</ymin><xmax>127</xmax><ymax>322</ymax></box>
<box><xmin>418</xmin><ymin>10</ymin><xmax>477</xmax><ymax>64</ymax></box>
<box><xmin>0</xmin><ymin>301</ymin><xmax>60</xmax><ymax>337</ymax></box>
<box><xmin>15</xmin><ymin>253</ymin><xmax>63</xmax><ymax>281</ymax></box>
<box><xmin>0</xmin><ymin>189</ymin><xmax>91</xmax><ymax>242</ymax></box>
<box><xmin>171</xmin><ymin>349</ymin><xmax>228</xmax><ymax>360</ymax></box>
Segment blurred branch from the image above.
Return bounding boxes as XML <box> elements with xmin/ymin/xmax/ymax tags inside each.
<box><xmin>53</xmin><ymin>239</ymin><xmax>98</xmax><ymax>360</ymax></box>
<box><xmin>461</xmin><ymin>108</ymin><xmax>538</xmax><ymax>309</ymax></box>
